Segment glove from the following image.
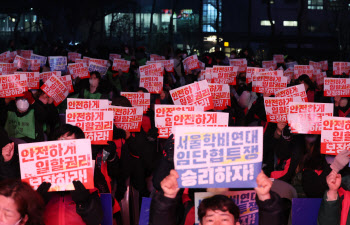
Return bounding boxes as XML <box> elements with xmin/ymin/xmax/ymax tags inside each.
<box><xmin>164</xmin><ymin>134</ymin><xmax>174</xmax><ymax>162</ymax></box>
<box><xmin>331</xmin><ymin>150</ymin><xmax>350</xmax><ymax>173</ymax></box>
<box><xmin>71</xmin><ymin>180</ymin><xmax>91</xmax><ymax>207</ymax></box>
<box><xmin>36</xmin><ymin>182</ymin><xmax>52</xmax><ymax>204</ymax></box>
<box><xmin>104</xmin><ymin>141</ymin><xmax>117</xmax><ymax>161</ymax></box>
<box><xmin>22</xmin><ymin>91</ymin><xmax>35</xmax><ymax>104</ymax></box>
<box><xmin>147</xmin><ymin>127</ymin><xmax>159</xmax><ymax>141</ymax></box>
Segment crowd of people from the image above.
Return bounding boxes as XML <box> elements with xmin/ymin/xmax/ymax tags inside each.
<box><xmin>0</xmin><ymin>41</ymin><xmax>350</xmax><ymax>225</ymax></box>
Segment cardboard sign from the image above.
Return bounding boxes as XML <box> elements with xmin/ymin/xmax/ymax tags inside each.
<box><xmin>183</xmin><ymin>55</ymin><xmax>200</xmax><ymax>70</ymax></box>
<box><xmin>139</xmin><ymin>63</ymin><xmax>163</xmax><ymax>94</ymax></box>
<box><xmin>76</xmin><ymin>59</ymin><xmax>89</xmax><ymax>68</ymax></box>
<box><xmin>48</xmin><ymin>56</ymin><xmax>67</xmax><ymax>72</ymax></box>
<box><xmin>161</xmin><ymin>59</ymin><xmax>175</xmax><ymax>72</ymax></box>
<box><xmin>321</xmin><ymin>60</ymin><xmax>328</xmax><ymax>71</ymax></box>
<box><xmin>284</xmin><ymin>67</ymin><xmax>294</xmax><ymax>83</ymax></box>
<box><xmin>146</xmin><ymin>61</ymin><xmax>165</xmax><ymax>75</ymax></box>
<box><xmin>258</xmin><ymin>70</ymin><xmax>283</xmax><ymax>77</ymax></box>
<box><xmin>112</xmin><ymin>59</ymin><xmax>130</xmax><ymax>73</ymax></box>
<box><xmin>333</xmin><ymin>62</ymin><xmax>350</xmax><ymax>75</ymax></box>
<box><xmin>195</xmin><ymin>191</ymin><xmax>258</xmax><ymax>225</ymax></box>
<box><xmin>0</xmin><ymin>51</ymin><xmax>11</xmax><ymax>63</ymax></box>
<box><xmin>18</xmin><ymin>139</ymin><xmax>94</xmax><ymax>191</ymax></box>
<box><xmin>109</xmin><ymin>53</ymin><xmax>121</xmax><ymax>62</ymax></box>
<box><xmin>273</xmin><ymin>55</ymin><xmax>284</xmax><ymax>64</ymax></box>
<box><xmin>150</xmin><ymin>54</ymin><xmax>165</xmax><ymax>61</ymax></box>
<box><xmin>0</xmin><ymin>74</ymin><xmax>28</xmax><ymax>98</ymax></box>
<box><xmin>286</xmin><ymin>61</ymin><xmax>298</xmax><ymax>69</ymax></box>
<box><xmin>315</xmin><ymin>71</ymin><xmax>327</xmax><ymax>85</ymax></box>
<box><xmin>108</xmin><ymin>106</ymin><xmax>143</xmax><ymax>132</ymax></box>
<box><xmin>41</xmin><ymin>75</ymin><xmax>68</xmax><ymax>106</ymax></box>
<box><xmin>68</xmin><ymin>63</ymin><xmax>90</xmax><ymax>79</ymax></box>
<box><xmin>262</xmin><ymin>60</ymin><xmax>277</xmax><ymax>70</ymax></box>
<box><xmin>31</xmin><ymin>54</ymin><xmax>47</xmax><ymax>67</ymax></box>
<box><xmin>292</xmin><ymin>198</ymin><xmax>322</xmax><ymax>225</ymax></box>
<box><xmin>264</xmin><ymin>96</ymin><xmax>303</xmax><ymax>123</ymax></box>
<box><xmin>13</xmin><ymin>55</ymin><xmax>30</xmax><ymax>71</ymax></box>
<box><xmin>275</xmin><ymin>84</ymin><xmax>308</xmax><ymax>102</ymax></box>
<box><xmin>170</xmin><ymin>80</ymin><xmax>214</xmax><ymax>111</ymax></box>
<box><xmin>310</xmin><ymin>61</ymin><xmax>322</xmax><ymax>71</ymax></box>
<box><xmin>120</xmin><ymin>92</ymin><xmax>150</xmax><ymax>114</ymax></box>
<box><xmin>88</xmin><ymin>63</ymin><xmax>108</xmax><ymax>76</ymax></box>
<box><xmin>155</xmin><ymin>105</ymin><xmax>204</xmax><ymax>139</ymax></box>
<box><xmin>67</xmin><ymin>52</ymin><xmax>81</xmax><ymax>62</ymax></box>
<box><xmin>29</xmin><ymin>59</ymin><xmax>41</xmax><ymax>72</ymax></box>
<box><xmin>211</xmin><ymin>66</ymin><xmax>238</xmax><ymax>85</ymax></box>
<box><xmin>294</xmin><ymin>65</ymin><xmax>314</xmax><ymax>79</ymax></box>
<box><xmin>174</xmin><ymin>126</ymin><xmax>263</xmax><ymax>188</ymax></box>
<box><xmin>89</xmin><ymin>58</ymin><xmax>108</xmax><ymax>67</ymax></box>
<box><xmin>321</xmin><ymin>116</ymin><xmax>350</xmax><ymax>155</ymax></box>
<box><xmin>252</xmin><ymin>75</ymin><xmax>287</xmax><ymax>94</ymax></box>
<box><xmin>66</xmin><ymin>110</ymin><xmax>113</xmax><ymax>145</ymax></box>
<box><xmin>229</xmin><ymin>58</ymin><xmax>247</xmax><ymax>73</ymax></box>
<box><xmin>208</xmin><ymin>83</ymin><xmax>231</xmax><ymax>110</ymax></box>
<box><xmin>20</xmin><ymin>50</ymin><xmax>33</xmax><ymax>59</ymax></box>
<box><xmin>40</xmin><ymin>71</ymin><xmax>61</xmax><ymax>83</ymax></box>
<box><xmin>288</xmin><ymin>102</ymin><xmax>333</xmax><ymax>134</ymax></box>
<box><xmin>67</xmin><ymin>98</ymin><xmax>110</xmax><ymax>111</ymax></box>
<box><xmin>324</xmin><ymin>78</ymin><xmax>350</xmax><ymax>97</ymax></box>
<box><xmin>0</xmin><ymin>63</ymin><xmax>16</xmax><ymax>75</ymax></box>
<box><xmin>18</xmin><ymin>72</ymin><xmax>40</xmax><ymax>90</ymax></box>
<box><xmin>58</xmin><ymin>75</ymin><xmax>74</xmax><ymax>93</ymax></box>
<box><xmin>246</xmin><ymin>67</ymin><xmax>266</xmax><ymax>84</ymax></box>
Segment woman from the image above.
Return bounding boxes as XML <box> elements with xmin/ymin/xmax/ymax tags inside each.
<box><xmin>79</xmin><ymin>72</ymin><xmax>108</xmax><ymax>99</ymax></box>
<box><xmin>0</xmin><ymin>179</ymin><xmax>45</xmax><ymax>225</ymax></box>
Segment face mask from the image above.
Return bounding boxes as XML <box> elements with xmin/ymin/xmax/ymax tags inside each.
<box><xmin>0</xmin><ymin>218</ymin><xmax>22</xmax><ymax>225</ymax></box>
<box><xmin>16</xmin><ymin>99</ymin><xmax>29</xmax><ymax>112</ymax></box>
<box><xmin>125</xmin><ymin>49</ymin><xmax>129</xmax><ymax>54</ymax></box>
<box><xmin>89</xmin><ymin>79</ymin><xmax>98</xmax><ymax>87</ymax></box>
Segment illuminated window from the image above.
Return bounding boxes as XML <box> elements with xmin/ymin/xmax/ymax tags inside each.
<box><xmin>203</xmin><ymin>0</ymin><xmax>222</xmax><ymax>32</ymax></box>
<box><xmin>308</xmin><ymin>0</ymin><xmax>323</xmax><ymax>10</ymax></box>
<box><xmin>283</xmin><ymin>21</ymin><xmax>298</xmax><ymax>27</ymax></box>
<box><xmin>260</xmin><ymin>20</ymin><xmax>275</xmax><ymax>26</ymax></box>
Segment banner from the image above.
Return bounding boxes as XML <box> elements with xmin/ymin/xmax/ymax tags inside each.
<box><xmin>139</xmin><ymin>63</ymin><xmax>163</xmax><ymax>93</ymax></box>
<box><xmin>120</xmin><ymin>92</ymin><xmax>150</xmax><ymax>114</ymax></box>
<box><xmin>211</xmin><ymin>66</ymin><xmax>238</xmax><ymax>85</ymax></box>
<box><xmin>174</xmin><ymin>126</ymin><xmax>262</xmax><ymax>188</ymax></box>
<box><xmin>67</xmin><ymin>52</ymin><xmax>81</xmax><ymax>62</ymax></box>
<box><xmin>262</xmin><ymin>60</ymin><xmax>277</xmax><ymax>70</ymax></box>
<box><xmin>0</xmin><ymin>74</ymin><xmax>28</xmax><ymax>98</ymax></box>
<box><xmin>155</xmin><ymin>105</ymin><xmax>204</xmax><ymax>139</ymax></box>
<box><xmin>58</xmin><ymin>75</ymin><xmax>74</xmax><ymax>93</ymax></box>
<box><xmin>183</xmin><ymin>55</ymin><xmax>200</xmax><ymax>71</ymax></box>
<box><xmin>273</xmin><ymin>55</ymin><xmax>284</xmax><ymax>64</ymax></box>
<box><xmin>109</xmin><ymin>106</ymin><xmax>143</xmax><ymax>132</ymax></box>
<box><xmin>66</xmin><ymin>110</ymin><xmax>113</xmax><ymax>145</ymax></box>
<box><xmin>264</xmin><ymin>96</ymin><xmax>303</xmax><ymax>123</ymax></box>
<box><xmin>246</xmin><ymin>67</ymin><xmax>266</xmax><ymax>84</ymax></box>
<box><xmin>229</xmin><ymin>59</ymin><xmax>247</xmax><ymax>73</ymax></box>
<box><xmin>67</xmin><ymin>98</ymin><xmax>110</xmax><ymax>111</ymax></box>
<box><xmin>324</xmin><ymin>78</ymin><xmax>350</xmax><ymax>97</ymax></box>
<box><xmin>275</xmin><ymin>84</ymin><xmax>308</xmax><ymax>102</ymax></box>
<box><xmin>321</xmin><ymin>116</ymin><xmax>350</xmax><ymax>155</ymax></box>
<box><xmin>18</xmin><ymin>72</ymin><xmax>40</xmax><ymax>90</ymax></box>
<box><xmin>294</xmin><ymin>65</ymin><xmax>314</xmax><ymax>79</ymax></box>
<box><xmin>195</xmin><ymin>191</ymin><xmax>258</xmax><ymax>225</ymax></box>
<box><xmin>288</xmin><ymin>102</ymin><xmax>333</xmax><ymax>134</ymax></box>
<box><xmin>48</xmin><ymin>56</ymin><xmax>67</xmax><ymax>71</ymax></box>
<box><xmin>252</xmin><ymin>75</ymin><xmax>287</xmax><ymax>94</ymax></box>
<box><xmin>208</xmin><ymin>83</ymin><xmax>231</xmax><ymax>110</ymax></box>
<box><xmin>0</xmin><ymin>63</ymin><xmax>16</xmax><ymax>75</ymax></box>
<box><xmin>170</xmin><ymin>80</ymin><xmax>214</xmax><ymax>111</ymax></box>
<box><xmin>333</xmin><ymin>62</ymin><xmax>350</xmax><ymax>75</ymax></box>
<box><xmin>41</xmin><ymin>75</ymin><xmax>69</xmax><ymax>106</ymax></box>
<box><xmin>112</xmin><ymin>59</ymin><xmax>130</xmax><ymax>73</ymax></box>
<box><xmin>31</xmin><ymin>54</ymin><xmax>47</xmax><ymax>67</ymax></box>
<box><xmin>68</xmin><ymin>63</ymin><xmax>90</xmax><ymax>79</ymax></box>
<box><xmin>18</xmin><ymin>139</ymin><xmax>94</xmax><ymax>191</ymax></box>
<box><xmin>40</xmin><ymin>71</ymin><xmax>61</xmax><ymax>83</ymax></box>
<box><xmin>109</xmin><ymin>53</ymin><xmax>121</xmax><ymax>62</ymax></box>
<box><xmin>88</xmin><ymin>63</ymin><xmax>108</xmax><ymax>76</ymax></box>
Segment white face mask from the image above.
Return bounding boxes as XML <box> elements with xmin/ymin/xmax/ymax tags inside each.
<box><xmin>125</xmin><ymin>49</ymin><xmax>129</xmax><ymax>54</ymax></box>
<box><xmin>16</xmin><ymin>99</ymin><xmax>29</xmax><ymax>112</ymax></box>
<box><xmin>0</xmin><ymin>218</ymin><xmax>22</xmax><ymax>225</ymax></box>
<box><xmin>89</xmin><ymin>79</ymin><xmax>98</xmax><ymax>87</ymax></box>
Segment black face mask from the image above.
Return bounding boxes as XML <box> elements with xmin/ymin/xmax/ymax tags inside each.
<box><xmin>339</xmin><ymin>106</ymin><xmax>349</xmax><ymax>113</ymax></box>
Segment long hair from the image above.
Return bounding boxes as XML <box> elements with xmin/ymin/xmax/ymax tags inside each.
<box><xmin>0</xmin><ymin>179</ymin><xmax>45</xmax><ymax>225</ymax></box>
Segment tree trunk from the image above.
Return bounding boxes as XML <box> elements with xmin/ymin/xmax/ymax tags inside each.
<box><xmin>109</xmin><ymin>13</ymin><xmax>115</xmax><ymax>39</ymax></box>
<box><xmin>216</xmin><ymin>0</ymin><xmax>220</xmax><ymax>43</ymax></box>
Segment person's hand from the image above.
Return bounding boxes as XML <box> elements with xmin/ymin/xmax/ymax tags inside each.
<box><xmin>330</xmin><ymin>150</ymin><xmax>350</xmax><ymax>173</ymax></box>
<box><xmin>147</xmin><ymin>127</ymin><xmax>159</xmax><ymax>141</ymax></box>
<box><xmin>125</xmin><ymin>130</ymin><xmax>131</xmax><ymax>139</ymax></box>
<box><xmin>22</xmin><ymin>91</ymin><xmax>35</xmax><ymax>104</ymax></box>
<box><xmin>48</xmin><ymin>97</ymin><xmax>54</xmax><ymax>105</ymax></box>
<box><xmin>255</xmin><ymin>171</ymin><xmax>272</xmax><ymax>201</ymax></box>
<box><xmin>326</xmin><ymin>170</ymin><xmax>341</xmax><ymax>201</ymax></box>
<box><xmin>104</xmin><ymin>141</ymin><xmax>117</xmax><ymax>161</ymax></box>
<box><xmin>334</xmin><ymin>95</ymin><xmax>341</xmax><ymax>107</ymax></box>
<box><xmin>161</xmin><ymin>169</ymin><xmax>180</xmax><ymax>199</ymax></box>
<box><xmin>71</xmin><ymin>180</ymin><xmax>90</xmax><ymax>206</ymax></box>
<box><xmin>36</xmin><ymin>182</ymin><xmax>52</xmax><ymax>204</ymax></box>
<box><xmin>2</xmin><ymin>142</ymin><xmax>14</xmax><ymax>162</ymax></box>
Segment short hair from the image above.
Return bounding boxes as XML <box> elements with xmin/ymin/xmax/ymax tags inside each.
<box><xmin>0</xmin><ymin>179</ymin><xmax>45</xmax><ymax>225</ymax></box>
<box><xmin>198</xmin><ymin>195</ymin><xmax>240</xmax><ymax>223</ymax></box>
<box><xmin>50</xmin><ymin>124</ymin><xmax>85</xmax><ymax>140</ymax></box>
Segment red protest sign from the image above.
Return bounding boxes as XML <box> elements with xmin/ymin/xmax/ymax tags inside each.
<box><xmin>321</xmin><ymin>60</ymin><xmax>328</xmax><ymax>71</ymax></box>
<box><xmin>264</xmin><ymin>96</ymin><xmax>304</xmax><ymax>123</ymax></box>
<box><xmin>294</xmin><ymin>65</ymin><xmax>314</xmax><ymax>79</ymax></box>
<box><xmin>154</xmin><ymin>105</ymin><xmax>204</xmax><ymax>139</ymax></box>
<box><xmin>58</xmin><ymin>75</ymin><xmax>74</xmax><ymax>93</ymax></box>
<box><xmin>68</xmin><ymin>63</ymin><xmax>90</xmax><ymax>79</ymax></box>
<box><xmin>159</xmin><ymin>59</ymin><xmax>175</xmax><ymax>72</ymax></box>
<box><xmin>183</xmin><ymin>55</ymin><xmax>200</xmax><ymax>71</ymax></box>
<box><xmin>172</xmin><ymin>112</ymin><xmax>229</xmax><ymax>131</ymax></box>
<box><xmin>315</xmin><ymin>71</ymin><xmax>327</xmax><ymax>85</ymax></box>
<box><xmin>0</xmin><ymin>63</ymin><xmax>16</xmax><ymax>75</ymax></box>
<box><xmin>139</xmin><ymin>63</ymin><xmax>163</xmax><ymax>94</ymax></box>
<box><xmin>275</xmin><ymin>84</ymin><xmax>308</xmax><ymax>102</ymax></box>
<box><xmin>321</xmin><ymin>116</ymin><xmax>350</xmax><ymax>155</ymax></box>
<box><xmin>89</xmin><ymin>58</ymin><xmax>108</xmax><ymax>67</ymax></box>
<box><xmin>109</xmin><ymin>53</ymin><xmax>121</xmax><ymax>62</ymax></box>
<box><xmin>40</xmin><ymin>71</ymin><xmax>61</xmax><ymax>83</ymax></box>
<box><xmin>283</xmin><ymin>67</ymin><xmax>294</xmax><ymax>84</ymax></box>
<box><xmin>333</xmin><ymin>62</ymin><xmax>350</xmax><ymax>75</ymax></box>
<box><xmin>109</xmin><ymin>106</ymin><xmax>143</xmax><ymax>132</ymax></box>
<box><xmin>31</xmin><ymin>54</ymin><xmax>47</xmax><ymax>67</ymax></box>
<box><xmin>273</xmin><ymin>55</ymin><xmax>284</xmax><ymax>64</ymax></box>
<box><xmin>19</xmin><ymin>139</ymin><xmax>94</xmax><ymax>191</ymax></box>
<box><xmin>18</xmin><ymin>72</ymin><xmax>40</xmax><ymax>90</ymax></box>
<box><xmin>67</xmin><ymin>52</ymin><xmax>81</xmax><ymax>62</ymax></box>
<box><xmin>170</xmin><ymin>80</ymin><xmax>214</xmax><ymax>111</ymax></box>
<box><xmin>0</xmin><ymin>74</ymin><xmax>28</xmax><ymax>98</ymax></box>
<box><xmin>120</xmin><ymin>92</ymin><xmax>150</xmax><ymax>114</ymax></box>
<box><xmin>66</xmin><ymin>110</ymin><xmax>113</xmax><ymax>145</ymax></box>
<box><xmin>20</xmin><ymin>50</ymin><xmax>33</xmax><ymax>59</ymax></box>
<box><xmin>14</xmin><ymin>55</ymin><xmax>31</xmax><ymax>71</ymax></box>
<box><xmin>41</xmin><ymin>75</ymin><xmax>68</xmax><ymax>106</ymax></box>
<box><xmin>310</xmin><ymin>61</ymin><xmax>322</xmax><ymax>71</ymax></box>
<box><xmin>211</xmin><ymin>66</ymin><xmax>238</xmax><ymax>85</ymax></box>
<box><xmin>262</xmin><ymin>60</ymin><xmax>277</xmax><ymax>70</ymax></box>
<box><xmin>76</xmin><ymin>59</ymin><xmax>89</xmax><ymax>67</ymax></box>
<box><xmin>0</xmin><ymin>51</ymin><xmax>11</xmax><ymax>63</ymax></box>
<box><xmin>208</xmin><ymin>83</ymin><xmax>231</xmax><ymax>110</ymax></box>
<box><xmin>288</xmin><ymin>102</ymin><xmax>333</xmax><ymax>134</ymax></box>
<box><xmin>252</xmin><ymin>75</ymin><xmax>287</xmax><ymax>94</ymax></box>
<box><xmin>67</xmin><ymin>98</ymin><xmax>109</xmax><ymax>111</ymax></box>
<box><xmin>324</xmin><ymin>78</ymin><xmax>350</xmax><ymax>97</ymax></box>
<box><xmin>246</xmin><ymin>67</ymin><xmax>266</xmax><ymax>83</ymax></box>
<box><xmin>112</xmin><ymin>59</ymin><xmax>131</xmax><ymax>73</ymax></box>
<box><xmin>150</xmin><ymin>54</ymin><xmax>165</xmax><ymax>61</ymax></box>
<box><xmin>229</xmin><ymin>59</ymin><xmax>247</xmax><ymax>72</ymax></box>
